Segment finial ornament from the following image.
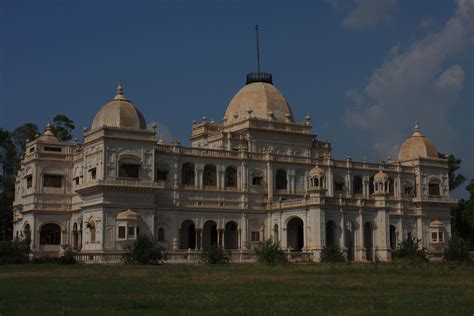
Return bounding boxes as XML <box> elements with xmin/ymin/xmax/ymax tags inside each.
<box><xmin>415</xmin><ymin>120</ymin><xmax>420</xmax><ymax>132</ymax></box>
<box><xmin>255</xmin><ymin>25</ymin><xmax>260</xmax><ymax>73</ymax></box>
<box><xmin>117</xmin><ymin>81</ymin><xmax>123</xmax><ymax>95</ymax></box>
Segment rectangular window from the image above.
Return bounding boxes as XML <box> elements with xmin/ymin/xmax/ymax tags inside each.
<box><xmin>74</xmin><ymin>177</ymin><xmax>80</xmax><ymax>185</ymax></box>
<box><xmin>26</xmin><ymin>175</ymin><xmax>33</xmax><ymax>188</ymax></box>
<box><xmin>119</xmin><ymin>164</ymin><xmax>140</xmax><ymax>178</ymax></box>
<box><xmin>89</xmin><ymin>168</ymin><xmax>96</xmax><ymax>180</ymax></box>
<box><xmin>29</xmin><ymin>147</ymin><xmax>35</xmax><ymax>153</ymax></box>
<box><xmin>431</xmin><ymin>232</ymin><xmax>437</xmax><ymax>241</ymax></box>
<box><xmin>43</xmin><ymin>174</ymin><xmax>62</xmax><ymax>188</ymax></box>
<box><xmin>156</xmin><ymin>170</ymin><xmax>168</xmax><ymax>181</ymax></box>
<box><xmin>118</xmin><ymin>226</ymin><xmax>126</xmax><ymax>239</ymax></box>
<box><xmin>252</xmin><ymin>177</ymin><xmax>263</xmax><ymax>186</ymax></box>
<box><xmin>251</xmin><ymin>231</ymin><xmax>260</xmax><ymax>242</ymax></box>
<box><xmin>335</xmin><ymin>182</ymin><xmax>344</xmax><ymax>191</ymax></box>
<box><xmin>44</xmin><ymin>146</ymin><xmax>62</xmax><ymax>152</ymax></box>
<box><xmin>438</xmin><ymin>231</ymin><xmax>443</xmax><ymax>242</ymax></box>
<box><xmin>127</xmin><ymin>226</ymin><xmax>135</xmax><ymax>237</ymax></box>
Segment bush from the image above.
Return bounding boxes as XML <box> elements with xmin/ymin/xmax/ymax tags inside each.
<box><xmin>32</xmin><ymin>247</ymin><xmax>78</xmax><ymax>265</ymax></box>
<box><xmin>122</xmin><ymin>235</ymin><xmax>165</xmax><ymax>265</ymax></box>
<box><xmin>0</xmin><ymin>238</ymin><xmax>30</xmax><ymax>264</ymax></box>
<box><xmin>444</xmin><ymin>235</ymin><xmax>472</xmax><ymax>262</ymax></box>
<box><xmin>198</xmin><ymin>245</ymin><xmax>231</xmax><ymax>264</ymax></box>
<box><xmin>392</xmin><ymin>237</ymin><xmax>428</xmax><ymax>261</ymax></box>
<box><xmin>254</xmin><ymin>239</ymin><xmax>287</xmax><ymax>266</ymax></box>
<box><xmin>320</xmin><ymin>245</ymin><xmax>345</xmax><ymax>262</ymax></box>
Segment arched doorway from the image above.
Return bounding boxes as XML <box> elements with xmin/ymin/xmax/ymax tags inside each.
<box><xmin>40</xmin><ymin>223</ymin><xmax>61</xmax><ymax>245</ymax></box>
<box><xmin>287</xmin><ymin>217</ymin><xmax>304</xmax><ymax>251</ymax></box>
<box><xmin>203</xmin><ymin>220</ymin><xmax>218</xmax><ymax>248</ymax></box>
<box><xmin>325</xmin><ymin>220</ymin><xmax>337</xmax><ymax>247</ymax></box>
<box><xmin>72</xmin><ymin>223</ymin><xmax>78</xmax><ymax>250</ymax></box>
<box><xmin>24</xmin><ymin>223</ymin><xmax>31</xmax><ymax>241</ymax></box>
<box><xmin>180</xmin><ymin>220</ymin><xmax>196</xmax><ymax>249</ymax></box>
<box><xmin>224</xmin><ymin>221</ymin><xmax>238</xmax><ymax>249</ymax></box>
<box><xmin>364</xmin><ymin>222</ymin><xmax>373</xmax><ymax>261</ymax></box>
<box><xmin>344</xmin><ymin>221</ymin><xmax>355</xmax><ymax>261</ymax></box>
<box><xmin>390</xmin><ymin>225</ymin><xmax>397</xmax><ymax>250</ymax></box>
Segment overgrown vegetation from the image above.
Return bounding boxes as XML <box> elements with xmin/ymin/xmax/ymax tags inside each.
<box><xmin>391</xmin><ymin>237</ymin><xmax>428</xmax><ymax>261</ymax></box>
<box><xmin>122</xmin><ymin>235</ymin><xmax>165</xmax><ymax>265</ymax></box>
<box><xmin>444</xmin><ymin>235</ymin><xmax>472</xmax><ymax>262</ymax></box>
<box><xmin>0</xmin><ymin>238</ymin><xmax>30</xmax><ymax>264</ymax></box>
<box><xmin>254</xmin><ymin>238</ymin><xmax>287</xmax><ymax>266</ymax></box>
<box><xmin>320</xmin><ymin>245</ymin><xmax>346</xmax><ymax>262</ymax></box>
<box><xmin>198</xmin><ymin>245</ymin><xmax>231</xmax><ymax>264</ymax></box>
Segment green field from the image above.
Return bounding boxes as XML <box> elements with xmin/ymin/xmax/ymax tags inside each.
<box><xmin>0</xmin><ymin>263</ymin><xmax>473</xmax><ymax>315</ymax></box>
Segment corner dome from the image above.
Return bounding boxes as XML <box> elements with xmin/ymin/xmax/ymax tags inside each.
<box><xmin>309</xmin><ymin>165</ymin><xmax>325</xmax><ymax>177</ymax></box>
<box><xmin>223</xmin><ymin>72</ymin><xmax>294</xmax><ymax>125</ymax></box>
<box><xmin>398</xmin><ymin>122</ymin><xmax>438</xmax><ymax>161</ymax></box>
<box><xmin>374</xmin><ymin>169</ymin><xmax>389</xmax><ymax>182</ymax></box>
<box><xmin>116</xmin><ymin>209</ymin><xmax>140</xmax><ymax>221</ymax></box>
<box><xmin>92</xmin><ymin>83</ymin><xmax>147</xmax><ymax>130</ymax></box>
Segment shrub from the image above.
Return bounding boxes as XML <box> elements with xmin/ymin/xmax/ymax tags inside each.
<box><xmin>254</xmin><ymin>239</ymin><xmax>287</xmax><ymax>266</ymax></box>
<box><xmin>0</xmin><ymin>238</ymin><xmax>30</xmax><ymax>264</ymax></box>
<box><xmin>444</xmin><ymin>235</ymin><xmax>471</xmax><ymax>262</ymax></box>
<box><xmin>392</xmin><ymin>237</ymin><xmax>428</xmax><ymax>261</ymax></box>
<box><xmin>198</xmin><ymin>245</ymin><xmax>231</xmax><ymax>264</ymax></box>
<box><xmin>59</xmin><ymin>247</ymin><xmax>78</xmax><ymax>265</ymax></box>
<box><xmin>320</xmin><ymin>245</ymin><xmax>345</xmax><ymax>262</ymax></box>
<box><xmin>122</xmin><ymin>235</ymin><xmax>165</xmax><ymax>265</ymax></box>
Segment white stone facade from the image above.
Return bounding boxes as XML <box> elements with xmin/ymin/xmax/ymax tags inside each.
<box><xmin>12</xmin><ymin>74</ymin><xmax>455</xmax><ymax>261</ymax></box>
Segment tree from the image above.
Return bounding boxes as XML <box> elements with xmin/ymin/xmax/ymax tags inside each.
<box><xmin>0</xmin><ymin>129</ymin><xmax>17</xmax><ymax>240</ymax></box>
<box><xmin>451</xmin><ymin>179</ymin><xmax>474</xmax><ymax>249</ymax></box>
<box><xmin>11</xmin><ymin>123</ymin><xmax>39</xmax><ymax>159</ymax></box>
<box><xmin>438</xmin><ymin>152</ymin><xmax>466</xmax><ymax>191</ymax></box>
<box><xmin>51</xmin><ymin>114</ymin><xmax>75</xmax><ymax>141</ymax></box>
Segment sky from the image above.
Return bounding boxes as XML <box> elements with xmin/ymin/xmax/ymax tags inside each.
<box><xmin>1</xmin><ymin>0</ymin><xmax>473</xmax><ymax>198</ymax></box>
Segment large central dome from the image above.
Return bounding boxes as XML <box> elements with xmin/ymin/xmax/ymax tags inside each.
<box><xmin>224</xmin><ymin>72</ymin><xmax>294</xmax><ymax>125</ymax></box>
<box><xmin>92</xmin><ymin>83</ymin><xmax>147</xmax><ymax>130</ymax></box>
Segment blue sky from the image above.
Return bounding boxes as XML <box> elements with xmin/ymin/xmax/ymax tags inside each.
<box><xmin>1</xmin><ymin>0</ymin><xmax>473</xmax><ymax>197</ymax></box>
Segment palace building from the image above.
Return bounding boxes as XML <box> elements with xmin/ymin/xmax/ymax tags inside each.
<box><xmin>12</xmin><ymin>71</ymin><xmax>455</xmax><ymax>261</ymax></box>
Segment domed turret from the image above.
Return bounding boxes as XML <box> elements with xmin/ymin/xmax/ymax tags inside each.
<box><xmin>39</xmin><ymin>122</ymin><xmax>59</xmax><ymax>142</ymax></box>
<box><xmin>309</xmin><ymin>165</ymin><xmax>325</xmax><ymax>177</ymax></box>
<box><xmin>92</xmin><ymin>82</ymin><xmax>147</xmax><ymax>130</ymax></box>
<box><xmin>398</xmin><ymin>122</ymin><xmax>438</xmax><ymax>161</ymax></box>
<box><xmin>223</xmin><ymin>72</ymin><xmax>294</xmax><ymax>125</ymax></box>
<box><xmin>374</xmin><ymin>169</ymin><xmax>389</xmax><ymax>182</ymax></box>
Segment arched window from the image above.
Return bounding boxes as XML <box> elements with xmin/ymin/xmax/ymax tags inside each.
<box><xmin>182</xmin><ymin>163</ymin><xmax>195</xmax><ymax>186</ymax></box>
<box><xmin>276</xmin><ymin>169</ymin><xmax>287</xmax><ymax>190</ymax></box>
<box><xmin>158</xmin><ymin>228</ymin><xmax>165</xmax><ymax>241</ymax></box>
<box><xmin>353</xmin><ymin>176</ymin><xmax>363</xmax><ymax>195</ymax></box>
<box><xmin>40</xmin><ymin>223</ymin><xmax>61</xmax><ymax>245</ymax></box>
<box><xmin>369</xmin><ymin>177</ymin><xmax>374</xmax><ymax>195</ymax></box>
<box><xmin>429</xmin><ymin>180</ymin><xmax>440</xmax><ymax>196</ymax></box>
<box><xmin>388</xmin><ymin>177</ymin><xmax>394</xmax><ymax>194</ymax></box>
<box><xmin>88</xmin><ymin>220</ymin><xmax>96</xmax><ymax>242</ymax></box>
<box><xmin>390</xmin><ymin>225</ymin><xmax>397</xmax><ymax>249</ymax></box>
<box><xmin>325</xmin><ymin>220</ymin><xmax>336</xmax><ymax>247</ymax></box>
<box><xmin>203</xmin><ymin>164</ymin><xmax>217</xmax><ymax>187</ymax></box>
<box><xmin>119</xmin><ymin>157</ymin><xmax>140</xmax><ymax>178</ymax></box>
<box><xmin>225</xmin><ymin>166</ymin><xmax>237</xmax><ymax>187</ymax></box>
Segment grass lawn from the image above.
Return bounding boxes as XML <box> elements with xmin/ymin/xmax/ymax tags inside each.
<box><xmin>0</xmin><ymin>262</ymin><xmax>473</xmax><ymax>315</ymax></box>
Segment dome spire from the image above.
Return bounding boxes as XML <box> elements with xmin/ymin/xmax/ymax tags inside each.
<box><xmin>412</xmin><ymin>120</ymin><xmax>423</xmax><ymax>137</ymax></box>
<box><xmin>114</xmin><ymin>81</ymin><xmax>126</xmax><ymax>100</ymax></box>
<box><xmin>246</xmin><ymin>25</ymin><xmax>273</xmax><ymax>85</ymax></box>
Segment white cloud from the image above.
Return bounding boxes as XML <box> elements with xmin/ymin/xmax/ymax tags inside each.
<box><xmin>345</xmin><ymin>0</ymin><xmax>474</xmax><ymax>158</ymax></box>
<box><xmin>437</xmin><ymin>65</ymin><xmax>465</xmax><ymax>89</ymax></box>
<box><xmin>343</xmin><ymin>0</ymin><xmax>397</xmax><ymax>30</ymax></box>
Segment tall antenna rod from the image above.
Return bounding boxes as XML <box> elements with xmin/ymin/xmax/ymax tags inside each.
<box><xmin>255</xmin><ymin>24</ymin><xmax>261</xmax><ymax>73</ymax></box>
